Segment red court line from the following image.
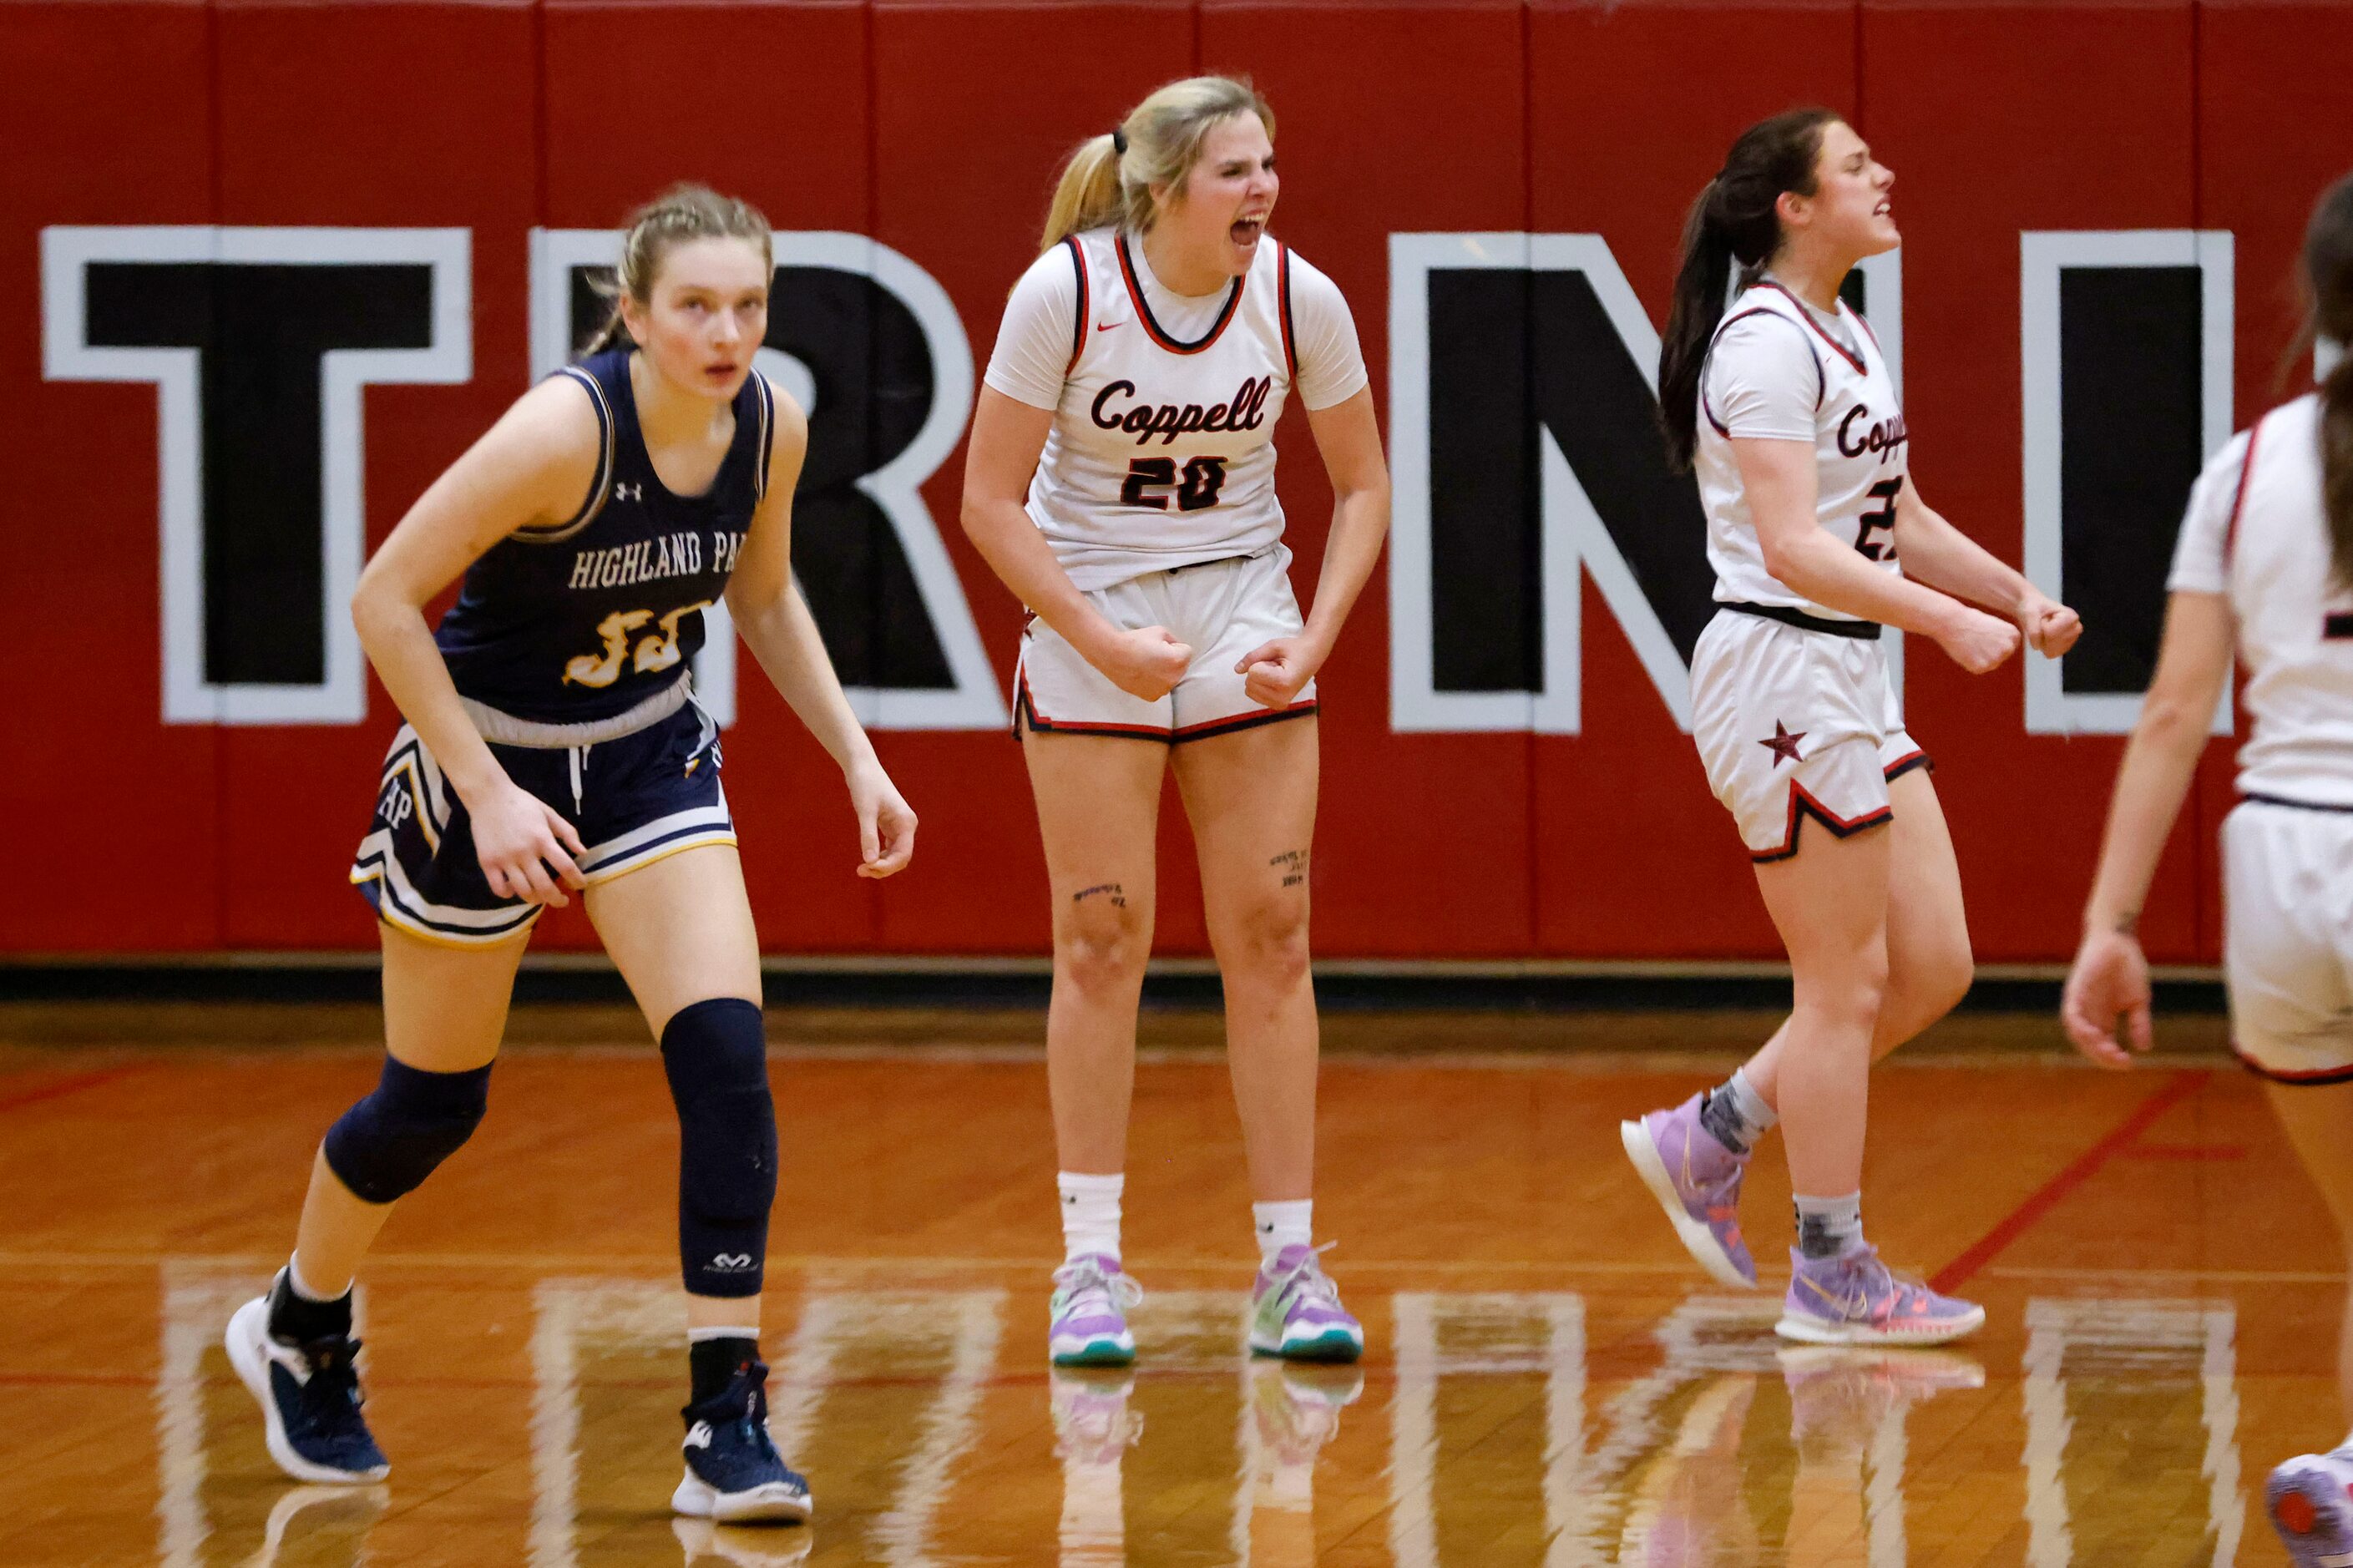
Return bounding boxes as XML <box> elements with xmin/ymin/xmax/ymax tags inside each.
<box><xmin>1930</xmin><ymin>1069</ymin><xmax>2211</xmax><ymax>1294</ymax></box>
<box><xmin>0</xmin><ymin>1068</ymin><xmax>136</xmax><ymax>1116</ymax></box>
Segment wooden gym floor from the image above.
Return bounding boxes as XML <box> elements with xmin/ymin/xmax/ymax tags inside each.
<box><xmin>0</xmin><ymin>1000</ymin><xmax>2325</xmax><ymax>1565</ymax></box>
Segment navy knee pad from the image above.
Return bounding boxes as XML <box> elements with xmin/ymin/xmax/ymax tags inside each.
<box><xmin>661</xmin><ymin>998</ymin><xmax>777</xmax><ymax>1298</ymax></box>
<box><xmin>321</xmin><ymin>1057</ymin><xmax>493</xmax><ymax>1205</ymax></box>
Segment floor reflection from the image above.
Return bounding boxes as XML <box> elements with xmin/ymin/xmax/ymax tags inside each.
<box><xmin>140</xmin><ymin>1274</ymin><xmax>2262</xmax><ymax>1565</ymax></box>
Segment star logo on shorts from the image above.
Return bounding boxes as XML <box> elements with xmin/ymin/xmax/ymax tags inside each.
<box><xmin>1759</xmin><ymin>721</ymin><xmax>1806</xmax><ymax>766</ymax></box>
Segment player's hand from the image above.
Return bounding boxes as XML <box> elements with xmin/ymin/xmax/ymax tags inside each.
<box><xmin>1932</xmin><ymin>603</ymin><xmax>2022</xmax><ymax>675</ymax></box>
<box><xmin>1093</xmin><ymin>625</ymin><xmax>1192</xmax><ymax>703</ymax></box>
<box><xmin>847</xmin><ymin>758</ymin><xmax>917</xmax><ymax>880</ymax></box>
<box><xmin>2060</xmin><ymin>926</ymin><xmax>2154</xmax><ymax>1070</ymax></box>
<box><xmin>1235</xmin><ymin>635</ymin><xmax>1324</xmax><ymax>710</ymax></box>
<box><xmin>2019</xmin><ymin>591</ymin><xmax>2084</xmax><ymax>659</ymax></box>
<box><xmin>468</xmin><ymin>779</ymin><xmax>588</xmax><ymax>907</ymax></box>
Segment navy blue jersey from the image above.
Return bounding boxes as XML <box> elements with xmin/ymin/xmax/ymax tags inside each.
<box><xmin>434</xmin><ymin>350</ymin><xmax>774</xmax><ymax>724</ymax></box>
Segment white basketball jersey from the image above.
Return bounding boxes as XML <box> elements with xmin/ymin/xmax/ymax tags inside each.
<box><xmin>1697</xmin><ymin>281</ymin><xmax>1908</xmax><ymax>620</ymax></box>
<box><xmin>1026</xmin><ymin>227</ymin><xmax>1299</xmax><ymax>590</ymax></box>
<box><xmin>2205</xmin><ymin>397</ymin><xmax>2353</xmax><ymax>806</ymax></box>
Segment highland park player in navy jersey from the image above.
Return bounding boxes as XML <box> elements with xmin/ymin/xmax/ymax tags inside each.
<box><xmin>223</xmin><ymin>186</ymin><xmax>914</xmax><ymax>1527</ymax></box>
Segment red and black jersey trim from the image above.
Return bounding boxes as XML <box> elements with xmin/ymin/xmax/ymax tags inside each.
<box><xmin>1014</xmin><ymin>669</ymin><xmax>1170</xmax><ymax>742</ymax></box>
<box><xmin>1116</xmin><ymin>230</ymin><xmax>1242</xmax><ymax>354</ymax></box>
<box><xmin>1882</xmin><ymin>749</ymin><xmax>1933</xmax><ymax>783</ymax></box>
<box><xmin>1012</xmin><ymin>667</ymin><xmax>1318</xmax><ymax>744</ymax></box>
<box><xmin>1062</xmin><ymin>235</ymin><xmax>1090</xmax><ymax>376</ymax></box>
<box><xmin>1707</xmin><ymin>305</ymin><xmax>1825</xmax><ymax>415</ymax></box>
<box><xmin>2222</xmin><ymin>415</ymin><xmax>2264</xmax><ymax>568</ymax></box>
<box><xmin>1172</xmin><ymin>698</ymin><xmax>1317</xmax><ymax>743</ymax></box>
<box><xmin>1749</xmin><ymin>782</ymin><xmax>1894</xmax><ymax>864</ymax></box>
<box><xmin>1276</xmin><ymin>241</ymin><xmax>1299</xmax><ymax>378</ymax></box>
<box><xmin>2234</xmin><ymin>1045</ymin><xmax>2353</xmax><ymax>1085</ymax></box>
<box><xmin>1756</xmin><ymin>280</ymin><xmax>1870</xmax><ymax>377</ymax></box>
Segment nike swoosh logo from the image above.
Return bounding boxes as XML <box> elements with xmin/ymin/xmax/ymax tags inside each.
<box><xmin>1096</xmin><ymin>321</ymin><xmax>1121</xmax><ymax>334</ymax></box>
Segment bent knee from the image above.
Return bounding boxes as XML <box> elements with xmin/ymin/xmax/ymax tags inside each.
<box><xmin>1890</xmin><ymin>943</ymin><xmax>1975</xmax><ymax>1034</ymax></box>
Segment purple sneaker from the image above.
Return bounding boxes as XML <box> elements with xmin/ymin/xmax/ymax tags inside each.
<box><xmin>1621</xmin><ymin>1094</ymin><xmax>1758</xmax><ymax>1288</ymax></box>
<box><xmin>1249</xmin><ymin>1244</ymin><xmax>1364</xmax><ymax>1362</ymax></box>
<box><xmin>2269</xmin><ymin>1448</ymin><xmax>2353</xmax><ymax>1566</ymax></box>
<box><xmin>1777</xmin><ymin>1246</ymin><xmax>1985</xmax><ymax>1347</ymax></box>
<box><xmin>1050</xmin><ymin>1254</ymin><xmax>1141</xmax><ymax>1367</ymax></box>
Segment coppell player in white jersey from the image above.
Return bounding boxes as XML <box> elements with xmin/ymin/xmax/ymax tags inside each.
<box><xmin>1619</xmin><ymin>109</ymin><xmax>2082</xmax><ymax>1345</ymax></box>
<box><xmin>961</xmin><ymin>76</ymin><xmax>1390</xmax><ymax>1370</ymax></box>
<box><xmin>2063</xmin><ymin>174</ymin><xmax>2353</xmax><ymax>1568</ymax></box>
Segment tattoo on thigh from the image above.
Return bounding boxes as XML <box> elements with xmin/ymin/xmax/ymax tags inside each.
<box><xmin>1074</xmin><ymin>883</ymin><xmax>1127</xmax><ymax>908</ymax></box>
<box><xmin>1268</xmin><ymin>848</ymin><xmax>1309</xmax><ymax>889</ymax></box>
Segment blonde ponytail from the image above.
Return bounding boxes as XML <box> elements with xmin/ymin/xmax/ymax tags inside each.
<box><xmin>1036</xmin><ymin>75</ymin><xmax>1275</xmax><ymax>255</ymax></box>
<box><xmin>1039</xmin><ymin>134</ymin><xmax>1126</xmax><ymax>254</ymax></box>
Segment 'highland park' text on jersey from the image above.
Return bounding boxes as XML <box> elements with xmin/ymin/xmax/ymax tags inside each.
<box><xmin>433</xmin><ymin>348</ymin><xmax>773</xmax><ymax>725</ymax></box>
<box><xmin>1028</xmin><ymin>228</ymin><xmax>1307</xmax><ymax>590</ymax></box>
<box><xmin>1698</xmin><ymin>280</ymin><xmax>1909</xmax><ymax>621</ymax></box>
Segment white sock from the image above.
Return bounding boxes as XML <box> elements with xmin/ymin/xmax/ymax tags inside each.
<box><xmin>1253</xmin><ymin>1200</ymin><xmax>1313</xmax><ymax>1265</ymax></box>
<box><xmin>687</xmin><ymin>1324</ymin><xmax>760</xmax><ymax>1344</ymax></box>
<box><xmin>1059</xmin><ymin>1171</ymin><xmax>1124</xmax><ymax>1262</ymax></box>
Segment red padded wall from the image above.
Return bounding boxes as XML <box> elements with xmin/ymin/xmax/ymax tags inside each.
<box><xmin>1</xmin><ymin>0</ymin><xmax>2340</xmax><ymax>964</ymax></box>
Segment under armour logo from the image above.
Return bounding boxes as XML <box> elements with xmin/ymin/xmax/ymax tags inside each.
<box><xmin>711</xmin><ymin>1252</ymin><xmax>754</xmax><ymax>1270</ymax></box>
<box><xmin>613</xmin><ymin>481</ymin><xmax>643</xmax><ymax>503</ymax></box>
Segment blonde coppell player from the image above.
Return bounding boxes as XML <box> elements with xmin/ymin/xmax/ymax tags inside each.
<box><xmin>961</xmin><ymin>74</ymin><xmax>1390</xmax><ymax>1367</ymax></box>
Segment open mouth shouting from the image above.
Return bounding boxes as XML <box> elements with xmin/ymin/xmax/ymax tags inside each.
<box><xmin>1230</xmin><ymin>214</ymin><xmax>1268</xmax><ymax>249</ymax></box>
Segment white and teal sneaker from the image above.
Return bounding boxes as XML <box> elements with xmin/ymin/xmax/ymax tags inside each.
<box><xmin>1050</xmin><ymin>1254</ymin><xmax>1142</xmax><ymax>1367</ymax></box>
<box><xmin>1248</xmin><ymin>1244</ymin><xmax>1364</xmax><ymax>1362</ymax></box>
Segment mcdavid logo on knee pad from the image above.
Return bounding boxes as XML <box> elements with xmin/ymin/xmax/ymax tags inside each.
<box><xmin>710</xmin><ymin>1253</ymin><xmax>756</xmax><ymax>1272</ymax></box>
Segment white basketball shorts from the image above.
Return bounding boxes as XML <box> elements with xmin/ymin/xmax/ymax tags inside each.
<box><xmin>1689</xmin><ymin>606</ymin><xmax>1927</xmax><ymax>862</ymax></box>
<box><xmin>2224</xmin><ymin>798</ymin><xmax>2353</xmax><ymax>1083</ymax></box>
<box><xmin>1014</xmin><ymin>546</ymin><xmax>1318</xmax><ymax>742</ymax></box>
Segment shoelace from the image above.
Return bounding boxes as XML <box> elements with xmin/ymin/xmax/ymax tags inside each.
<box><xmin>1276</xmin><ymin>1243</ymin><xmax>1344</xmax><ymax>1310</ymax></box>
<box><xmin>293</xmin><ymin>1337</ymin><xmax>370</xmax><ymax>1431</ymax></box>
<box><xmin>1053</xmin><ymin>1259</ymin><xmax>1144</xmax><ymax>1315</ymax></box>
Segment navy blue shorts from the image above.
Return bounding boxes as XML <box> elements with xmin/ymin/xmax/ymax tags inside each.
<box><xmin>350</xmin><ymin>696</ymin><xmax>732</xmax><ymax>947</ymax></box>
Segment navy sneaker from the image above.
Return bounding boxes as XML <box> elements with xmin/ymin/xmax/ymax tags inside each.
<box><xmin>224</xmin><ymin>1293</ymin><xmax>390</xmax><ymax>1484</ymax></box>
<box><xmin>673</xmin><ymin>1359</ymin><xmax>812</xmax><ymax>1525</ymax></box>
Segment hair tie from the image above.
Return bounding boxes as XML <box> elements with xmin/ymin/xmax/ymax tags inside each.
<box><xmin>1111</xmin><ymin>129</ymin><xmax>1128</xmax><ymax>156</ymax></box>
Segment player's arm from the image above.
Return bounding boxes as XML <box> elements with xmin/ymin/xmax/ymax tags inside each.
<box><xmin>1893</xmin><ymin>474</ymin><xmax>2082</xmax><ymax>657</ymax></box>
<box><xmin>351</xmin><ymin>377</ymin><xmax>602</xmax><ymax>905</ymax></box>
<box><xmin>1230</xmin><ymin>387</ymin><xmax>1389</xmax><ymax>710</ymax></box>
<box><xmin>1734</xmin><ymin>436</ymin><xmax>2019</xmax><ymax>673</ymax></box>
<box><xmin>959</xmin><ymin>387</ymin><xmax>1190</xmax><ymax>702</ymax></box>
<box><xmin>2061</xmin><ymin>590</ymin><xmax>2234</xmax><ymax>1065</ymax></box>
<box><xmin>725</xmin><ymin>384</ymin><xmax>913</xmax><ymax>878</ymax></box>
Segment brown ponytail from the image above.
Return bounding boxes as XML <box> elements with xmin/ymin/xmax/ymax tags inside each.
<box><xmin>1657</xmin><ymin>108</ymin><xmax>1841</xmax><ymax>472</ymax></box>
<box><xmin>583</xmin><ymin>184</ymin><xmax>773</xmax><ymax>357</ymax></box>
<box><xmin>2307</xmin><ymin>173</ymin><xmax>2353</xmax><ymax>586</ymax></box>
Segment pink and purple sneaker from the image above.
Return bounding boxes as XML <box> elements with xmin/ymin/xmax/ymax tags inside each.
<box><xmin>1620</xmin><ymin>1094</ymin><xmax>1758</xmax><ymax>1289</ymax></box>
<box><xmin>1248</xmin><ymin>1244</ymin><xmax>1364</xmax><ymax>1363</ymax></box>
<box><xmin>2268</xmin><ymin>1447</ymin><xmax>2353</xmax><ymax>1567</ymax></box>
<box><xmin>1776</xmin><ymin>1245</ymin><xmax>1984</xmax><ymax>1347</ymax></box>
<box><xmin>1049</xmin><ymin>1254</ymin><xmax>1141</xmax><ymax>1367</ymax></box>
